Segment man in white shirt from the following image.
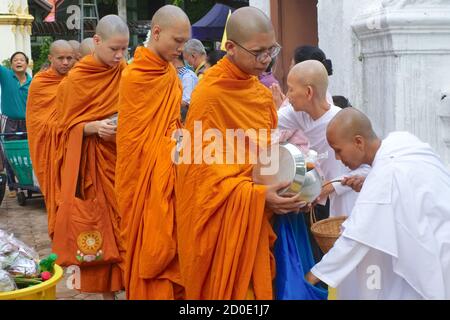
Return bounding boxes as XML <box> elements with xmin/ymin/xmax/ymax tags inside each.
<box><xmin>279</xmin><ymin>60</ymin><xmax>370</xmax><ymax>217</ymax></box>
<box><xmin>306</xmin><ymin>107</ymin><xmax>450</xmax><ymax>299</ymax></box>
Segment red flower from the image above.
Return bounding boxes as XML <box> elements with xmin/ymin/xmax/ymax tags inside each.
<box><xmin>41</xmin><ymin>271</ymin><xmax>52</xmax><ymax>281</ymax></box>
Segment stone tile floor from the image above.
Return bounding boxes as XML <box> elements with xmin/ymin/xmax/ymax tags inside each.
<box><xmin>0</xmin><ymin>192</ymin><xmax>125</xmax><ymax>300</ymax></box>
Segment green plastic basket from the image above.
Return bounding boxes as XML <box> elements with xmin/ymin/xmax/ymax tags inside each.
<box><xmin>1</xmin><ymin>139</ymin><xmax>34</xmax><ymax>186</ymax></box>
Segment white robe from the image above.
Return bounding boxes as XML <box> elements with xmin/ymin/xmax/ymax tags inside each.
<box><xmin>277</xmin><ymin>103</ymin><xmax>370</xmax><ymax>217</ymax></box>
<box><xmin>312</xmin><ymin>132</ymin><xmax>450</xmax><ymax>299</ymax></box>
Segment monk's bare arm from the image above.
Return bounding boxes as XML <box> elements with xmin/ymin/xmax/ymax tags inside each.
<box><xmin>83</xmin><ymin>119</ymin><xmax>117</xmax><ymax>141</ymax></box>
<box><xmin>83</xmin><ymin>121</ymin><xmax>101</xmax><ymax>136</ymax></box>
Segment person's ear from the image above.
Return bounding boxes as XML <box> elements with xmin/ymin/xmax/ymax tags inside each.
<box><xmin>47</xmin><ymin>54</ymin><xmax>52</xmax><ymax>63</ymax></box>
<box><xmin>152</xmin><ymin>25</ymin><xmax>161</xmax><ymax>41</ymax></box>
<box><xmin>93</xmin><ymin>34</ymin><xmax>101</xmax><ymax>46</ymax></box>
<box><xmin>225</xmin><ymin>40</ymin><xmax>235</xmax><ymax>56</ymax></box>
<box><xmin>354</xmin><ymin>135</ymin><xmax>365</xmax><ymax>151</ymax></box>
<box><xmin>306</xmin><ymin>86</ymin><xmax>314</xmax><ymax>101</ymax></box>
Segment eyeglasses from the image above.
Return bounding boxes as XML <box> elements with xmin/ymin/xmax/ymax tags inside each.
<box><xmin>229</xmin><ymin>39</ymin><xmax>281</xmax><ymax>63</ymax></box>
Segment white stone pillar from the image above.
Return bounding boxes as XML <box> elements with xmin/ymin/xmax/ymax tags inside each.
<box><xmin>249</xmin><ymin>0</ymin><xmax>271</xmax><ymax>18</ymax></box>
<box><xmin>0</xmin><ymin>1</ymin><xmax>17</xmax><ymax>62</ymax></box>
<box><xmin>0</xmin><ymin>0</ymin><xmax>33</xmax><ymax>68</ymax></box>
<box><xmin>352</xmin><ymin>0</ymin><xmax>450</xmax><ymax>165</ymax></box>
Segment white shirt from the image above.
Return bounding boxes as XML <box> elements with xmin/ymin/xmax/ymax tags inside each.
<box><xmin>277</xmin><ymin>103</ymin><xmax>370</xmax><ymax>217</ymax></box>
<box><xmin>312</xmin><ymin>132</ymin><xmax>450</xmax><ymax>299</ymax></box>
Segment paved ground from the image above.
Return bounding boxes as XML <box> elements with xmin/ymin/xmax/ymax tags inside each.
<box><xmin>0</xmin><ymin>192</ymin><xmax>125</xmax><ymax>300</ymax></box>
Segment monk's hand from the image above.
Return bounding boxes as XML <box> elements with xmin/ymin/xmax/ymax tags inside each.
<box><xmin>97</xmin><ymin>119</ymin><xmax>117</xmax><ymax>142</ymax></box>
<box><xmin>265</xmin><ymin>181</ymin><xmax>308</xmax><ymax>214</ymax></box>
<box><xmin>342</xmin><ymin>175</ymin><xmax>365</xmax><ymax>193</ymax></box>
<box><xmin>305</xmin><ymin>271</ymin><xmax>320</xmax><ymax>286</ymax></box>
<box><xmin>270</xmin><ymin>83</ymin><xmax>286</xmax><ymax>110</ymax></box>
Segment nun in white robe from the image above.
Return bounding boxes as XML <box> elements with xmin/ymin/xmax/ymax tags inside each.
<box><xmin>278</xmin><ymin>103</ymin><xmax>370</xmax><ymax>217</ymax></box>
<box><xmin>311</xmin><ymin>132</ymin><xmax>450</xmax><ymax>300</ymax></box>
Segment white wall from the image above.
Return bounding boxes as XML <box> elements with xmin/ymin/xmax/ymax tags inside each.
<box><xmin>249</xmin><ymin>0</ymin><xmax>271</xmax><ymax>17</ymax></box>
<box><xmin>318</xmin><ymin>0</ymin><xmax>450</xmax><ymax>166</ymax></box>
<box><xmin>317</xmin><ymin>0</ymin><xmax>382</xmax><ymax>119</ymax></box>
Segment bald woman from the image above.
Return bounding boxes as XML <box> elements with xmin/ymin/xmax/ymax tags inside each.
<box><xmin>115</xmin><ymin>5</ymin><xmax>190</xmax><ymax>300</ymax></box>
<box><xmin>26</xmin><ymin>40</ymin><xmax>76</xmax><ymax>238</ymax></box>
<box><xmin>80</xmin><ymin>37</ymin><xmax>95</xmax><ymax>58</ymax></box>
<box><xmin>306</xmin><ymin>108</ymin><xmax>450</xmax><ymax>299</ymax></box>
<box><xmin>51</xmin><ymin>15</ymin><xmax>129</xmax><ymax>299</ymax></box>
<box><xmin>281</xmin><ymin>61</ymin><xmax>370</xmax><ymax>217</ymax></box>
<box><xmin>176</xmin><ymin>7</ymin><xmax>304</xmax><ymax>300</ymax></box>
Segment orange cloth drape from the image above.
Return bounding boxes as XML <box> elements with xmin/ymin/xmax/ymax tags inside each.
<box><xmin>54</xmin><ymin>55</ymin><xmax>125</xmax><ymax>293</ymax></box>
<box><xmin>176</xmin><ymin>56</ymin><xmax>278</xmax><ymax>300</ymax></box>
<box><xmin>115</xmin><ymin>47</ymin><xmax>183</xmax><ymax>299</ymax></box>
<box><xmin>26</xmin><ymin>68</ymin><xmax>64</xmax><ymax>238</ymax></box>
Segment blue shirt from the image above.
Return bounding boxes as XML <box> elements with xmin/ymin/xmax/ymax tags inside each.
<box><xmin>177</xmin><ymin>66</ymin><xmax>198</xmax><ymax>105</ymax></box>
<box><xmin>0</xmin><ymin>65</ymin><xmax>32</xmax><ymax>120</ymax></box>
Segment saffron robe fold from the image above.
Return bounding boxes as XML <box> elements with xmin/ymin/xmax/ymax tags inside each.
<box><xmin>176</xmin><ymin>57</ymin><xmax>278</xmax><ymax>300</ymax></box>
<box><xmin>26</xmin><ymin>68</ymin><xmax>65</xmax><ymax>237</ymax></box>
<box><xmin>54</xmin><ymin>55</ymin><xmax>125</xmax><ymax>293</ymax></box>
<box><xmin>115</xmin><ymin>47</ymin><xmax>183</xmax><ymax>299</ymax></box>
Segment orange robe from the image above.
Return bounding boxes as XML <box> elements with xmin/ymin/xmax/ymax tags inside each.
<box><xmin>53</xmin><ymin>55</ymin><xmax>125</xmax><ymax>293</ymax></box>
<box><xmin>116</xmin><ymin>47</ymin><xmax>183</xmax><ymax>299</ymax></box>
<box><xmin>26</xmin><ymin>68</ymin><xmax>64</xmax><ymax>238</ymax></box>
<box><xmin>176</xmin><ymin>57</ymin><xmax>278</xmax><ymax>300</ymax></box>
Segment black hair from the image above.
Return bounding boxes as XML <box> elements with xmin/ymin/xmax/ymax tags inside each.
<box><xmin>332</xmin><ymin>95</ymin><xmax>352</xmax><ymax>109</ymax></box>
<box><xmin>293</xmin><ymin>45</ymin><xmax>333</xmax><ymax>76</ymax></box>
<box><xmin>10</xmin><ymin>51</ymin><xmax>29</xmax><ymax>64</ymax></box>
<box><xmin>206</xmin><ymin>50</ymin><xmax>226</xmax><ymax>67</ymax></box>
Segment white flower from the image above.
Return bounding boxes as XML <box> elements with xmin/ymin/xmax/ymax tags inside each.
<box><xmin>84</xmin><ymin>255</ymin><xmax>96</xmax><ymax>262</ymax></box>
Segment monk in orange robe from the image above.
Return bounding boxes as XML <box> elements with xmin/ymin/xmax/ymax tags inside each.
<box><xmin>26</xmin><ymin>40</ymin><xmax>76</xmax><ymax>238</ymax></box>
<box><xmin>53</xmin><ymin>15</ymin><xmax>129</xmax><ymax>299</ymax></box>
<box><xmin>176</xmin><ymin>7</ymin><xmax>306</xmax><ymax>300</ymax></box>
<box><xmin>115</xmin><ymin>5</ymin><xmax>191</xmax><ymax>300</ymax></box>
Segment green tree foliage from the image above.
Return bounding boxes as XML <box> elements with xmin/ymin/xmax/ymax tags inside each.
<box><xmin>1</xmin><ymin>59</ymin><xmax>11</xmax><ymax>68</ymax></box>
<box><xmin>33</xmin><ymin>37</ymin><xmax>53</xmax><ymax>74</ymax></box>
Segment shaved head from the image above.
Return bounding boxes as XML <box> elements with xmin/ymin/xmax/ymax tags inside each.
<box><xmin>286</xmin><ymin>60</ymin><xmax>330</xmax><ymax>114</ymax></box>
<box><xmin>326</xmin><ymin>108</ymin><xmax>380</xmax><ymax>169</ymax></box>
<box><xmin>48</xmin><ymin>40</ymin><xmax>76</xmax><ymax>75</ymax></box>
<box><xmin>224</xmin><ymin>7</ymin><xmax>276</xmax><ymax>76</ymax></box>
<box><xmin>68</xmin><ymin>40</ymin><xmax>80</xmax><ymax>60</ymax></box>
<box><xmin>96</xmin><ymin>14</ymin><xmax>129</xmax><ymax>40</ymax></box>
<box><xmin>93</xmin><ymin>15</ymin><xmax>129</xmax><ymax>67</ymax></box>
<box><xmin>226</xmin><ymin>7</ymin><xmax>274</xmax><ymax>44</ymax></box>
<box><xmin>327</xmin><ymin>107</ymin><xmax>378</xmax><ymax>142</ymax></box>
<box><xmin>151</xmin><ymin>5</ymin><xmax>190</xmax><ymax>29</ymax></box>
<box><xmin>80</xmin><ymin>37</ymin><xmax>95</xmax><ymax>57</ymax></box>
<box><xmin>50</xmin><ymin>40</ymin><xmax>73</xmax><ymax>55</ymax></box>
<box><xmin>147</xmin><ymin>5</ymin><xmax>191</xmax><ymax>62</ymax></box>
<box><xmin>289</xmin><ymin>60</ymin><xmax>329</xmax><ymax>100</ymax></box>
<box><xmin>68</xmin><ymin>40</ymin><xmax>80</xmax><ymax>52</ymax></box>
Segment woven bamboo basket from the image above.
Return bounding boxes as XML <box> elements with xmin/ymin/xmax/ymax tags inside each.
<box><xmin>310</xmin><ymin>209</ymin><xmax>347</xmax><ymax>254</ymax></box>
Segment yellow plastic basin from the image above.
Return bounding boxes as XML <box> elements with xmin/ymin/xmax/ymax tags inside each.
<box><xmin>0</xmin><ymin>264</ymin><xmax>63</xmax><ymax>300</ymax></box>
